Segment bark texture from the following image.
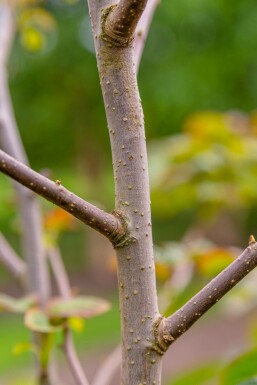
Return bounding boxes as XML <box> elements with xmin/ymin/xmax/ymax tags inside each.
<box><xmin>157</xmin><ymin>241</ymin><xmax>257</xmax><ymax>351</ymax></box>
<box><xmin>0</xmin><ymin>149</ymin><xmax>126</xmax><ymax>245</ymax></box>
<box><xmin>87</xmin><ymin>1</ymin><xmax>162</xmax><ymax>384</ymax></box>
<box><xmin>104</xmin><ymin>0</ymin><xmax>148</xmax><ymax>46</ymax></box>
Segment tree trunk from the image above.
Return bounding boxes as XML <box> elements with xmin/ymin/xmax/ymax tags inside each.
<box><xmin>87</xmin><ymin>1</ymin><xmax>162</xmax><ymax>384</ymax></box>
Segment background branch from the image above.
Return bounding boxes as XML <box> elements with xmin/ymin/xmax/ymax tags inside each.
<box><xmin>91</xmin><ymin>345</ymin><xmax>121</xmax><ymax>385</ymax></box>
<box><xmin>158</xmin><ymin>240</ymin><xmax>257</xmax><ymax>351</ymax></box>
<box><xmin>48</xmin><ymin>246</ymin><xmax>71</xmax><ymax>299</ymax></box>
<box><xmin>134</xmin><ymin>0</ymin><xmax>159</xmax><ymax>72</ymax></box>
<box><xmin>0</xmin><ymin>2</ymin><xmax>50</xmax><ymax>304</ymax></box>
<box><xmin>0</xmin><ymin>150</ymin><xmax>126</xmax><ymax>244</ymax></box>
<box><xmin>0</xmin><ymin>232</ymin><xmax>27</xmax><ymax>285</ymax></box>
<box><xmin>48</xmin><ymin>246</ymin><xmax>90</xmax><ymax>385</ymax></box>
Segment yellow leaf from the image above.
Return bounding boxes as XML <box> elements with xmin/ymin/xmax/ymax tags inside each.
<box><xmin>63</xmin><ymin>0</ymin><xmax>80</xmax><ymax>4</ymax></box>
<box><xmin>183</xmin><ymin>111</ymin><xmax>228</xmax><ymax>139</ymax></box>
<box><xmin>20</xmin><ymin>26</ymin><xmax>45</xmax><ymax>52</ymax></box>
<box><xmin>19</xmin><ymin>8</ymin><xmax>56</xmax><ymax>30</ymax></box>
<box><xmin>68</xmin><ymin>317</ymin><xmax>85</xmax><ymax>333</ymax></box>
<box><xmin>195</xmin><ymin>248</ymin><xmax>234</xmax><ymax>276</ymax></box>
<box><xmin>12</xmin><ymin>342</ymin><xmax>34</xmax><ymax>356</ymax></box>
<box><xmin>107</xmin><ymin>255</ymin><xmax>117</xmax><ymax>272</ymax></box>
<box><xmin>155</xmin><ymin>262</ymin><xmax>172</xmax><ymax>282</ymax></box>
<box><xmin>44</xmin><ymin>208</ymin><xmax>75</xmax><ymax>233</ymax></box>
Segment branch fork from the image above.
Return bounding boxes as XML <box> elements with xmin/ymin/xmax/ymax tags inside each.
<box><xmin>103</xmin><ymin>0</ymin><xmax>148</xmax><ymax>47</ymax></box>
<box><xmin>0</xmin><ymin>149</ymin><xmax>127</xmax><ymax>246</ymax></box>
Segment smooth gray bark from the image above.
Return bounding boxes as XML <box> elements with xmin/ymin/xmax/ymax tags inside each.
<box><xmin>0</xmin><ymin>232</ymin><xmax>27</xmax><ymax>284</ymax></box>
<box><xmin>87</xmin><ymin>1</ymin><xmax>162</xmax><ymax>384</ymax></box>
<box><xmin>0</xmin><ymin>3</ymin><xmax>50</xmax><ymax>305</ymax></box>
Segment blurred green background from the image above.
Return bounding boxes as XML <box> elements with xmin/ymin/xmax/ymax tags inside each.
<box><xmin>1</xmin><ymin>0</ymin><xmax>257</xmax><ymax>383</ymax></box>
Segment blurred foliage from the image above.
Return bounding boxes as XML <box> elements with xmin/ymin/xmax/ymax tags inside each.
<box><xmin>6</xmin><ymin>0</ymin><xmax>257</xmax><ymax>207</ymax></box>
<box><xmin>154</xmin><ymin>239</ymin><xmax>257</xmax><ymax>317</ymax></box>
<box><xmin>1</xmin><ymin>298</ymin><xmax>120</xmax><ymax>381</ymax></box>
<box><xmin>1</xmin><ymin>0</ymin><xmax>257</xmax><ymax>383</ymax></box>
<box><xmin>219</xmin><ymin>349</ymin><xmax>257</xmax><ymax>385</ymax></box>
<box><xmin>149</xmin><ymin>110</ymin><xmax>257</xmax><ymax>221</ymax></box>
<box><xmin>18</xmin><ymin>6</ymin><xmax>57</xmax><ymax>53</ymax></box>
<box><xmin>168</xmin><ymin>364</ymin><xmax>220</xmax><ymax>385</ymax></box>
<box><xmin>168</xmin><ymin>349</ymin><xmax>257</xmax><ymax>385</ymax></box>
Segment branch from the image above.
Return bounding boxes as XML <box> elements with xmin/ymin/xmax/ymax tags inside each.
<box><xmin>0</xmin><ymin>3</ymin><xmax>50</xmax><ymax>305</ymax></box>
<box><xmin>0</xmin><ymin>4</ymin><xmax>28</xmax><ymax>163</ymax></box>
<box><xmin>104</xmin><ymin>0</ymin><xmax>148</xmax><ymax>46</ymax></box>
<box><xmin>0</xmin><ymin>3</ymin><xmax>15</xmax><ymax>68</ymax></box>
<box><xmin>134</xmin><ymin>0</ymin><xmax>159</xmax><ymax>72</ymax></box>
<box><xmin>157</xmin><ymin>238</ymin><xmax>257</xmax><ymax>352</ymax></box>
<box><xmin>87</xmin><ymin>0</ymin><xmax>162</xmax><ymax>382</ymax></box>
<box><xmin>0</xmin><ymin>232</ymin><xmax>27</xmax><ymax>284</ymax></box>
<box><xmin>63</xmin><ymin>329</ymin><xmax>90</xmax><ymax>385</ymax></box>
<box><xmin>47</xmin><ymin>246</ymin><xmax>90</xmax><ymax>385</ymax></box>
<box><xmin>47</xmin><ymin>246</ymin><xmax>71</xmax><ymax>299</ymax></box>
<box><xmin>92</xmin><ymin>345</ymin><xmax>121</xmax><ymax>385</ymax></box>
<box><xmin>0</xmin><ymin>150</ymin><xmax>126</xmax><ymax>245</ymax></box>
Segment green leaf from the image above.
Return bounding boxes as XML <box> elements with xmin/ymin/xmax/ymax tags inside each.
<box><xmin>47</xmin><ymin>295</ymin><xmax>111</xmax><ymax>319</ymax></box>
<box><xmin>219</xmin><ymin>349</ymin><xmax>257</xmax><ymax>385</ymax></box>
<box><xmin>24</xmin><ymin>307</ymin><xmax>64</xmax><ymax>333</ymax></box>
<box><xmin>38</xmin><ymin>333</ymin><xmax>55</xmax><ymax>370</ymax></box>
<box><xmin>0</xmin><ymin>293</ymin><xmax>37</xmax><ymax>314</ymax></box>
<box><xmin>170</xmin><ymin>363</ymin><xmax>219</xmax><ymax>385</ymax></box>
<box><xmin>236</xmin><ymin>380</ymin><xmax>257</xmax><ymax>385</ymax></box>
<box><xmin>12</xmin><ymin>342</ymin><xmax>34</xmax><ymax>356</ymax></box>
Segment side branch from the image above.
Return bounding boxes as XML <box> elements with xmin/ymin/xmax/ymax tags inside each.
<box><xmin>0</xmin><ymin>232</ymin><xmax>27</xmax><ymax>283</ymax></box>
<box><xmin>134</xmin><ymin>0</ymin><xmax>159</xmax><ymax>72</ymax></box>
<box><xmin>0</xmin><ymin>150</ymin><xmax>126</xmax><ymax>245</ymax></box>
<box><xmin>157</xmin><ymin>240</ymin><xmax>257</xmax><ymax>352</ymax></box>
<box><xmin>104</xmin><ymin>0</ymin><xmax>148</xmax><ymax>46</ymax></box>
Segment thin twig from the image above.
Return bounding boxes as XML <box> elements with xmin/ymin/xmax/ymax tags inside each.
<box><xmin>0</xmin><ymin>150</ymin><xmax>126</xmax><ymax>244</ymax></box>
<box><xmin>157</xmin><ymin>240</ymin><xmax>257</xmax><ymax>351</ymax></box>
<box><xmin>47</xmin><ymin>246</ymin><xmax>71</xmax><ymax>298</ymax></box>
<box><xmin>134</xmin><ymin>0</ymin><xmax>160</xmax><ymax>72</ymax></box>
<box><xmin>63</xmin><ymin>328</ymin><xmax>90</xmax><ymax>385</ymax></box>
<box><xmin>91</xmin><ymin>345</ymin><xmax>121</xmax><ymax>385</ymax></box>
<box><xmin>0</xmin><ymin>232</ymin><xmax>27</xmax><ymax>284</ymax></box>
<box><xmin>104</xmin><ymin>0</ymin><xmax>148</xmax><ymax>46</ymax></box>
<box><xmin>48</xmin><ymin>245</ymin><xmax>90</xmax><ymax>385</ymax></box>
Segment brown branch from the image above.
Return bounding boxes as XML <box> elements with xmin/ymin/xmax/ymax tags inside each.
<box><xmin>104</xmin><ymin>0</ymin><xmax>149</xmax><ymax>46</ymax></box>
<box><xmin>157</xmin><ymin>239</ymin><xmax>257</xmax><ymax>352</ymax></box>
<box><xmin>0</xmin><ymin>232</ymin><xmax>27</xmax><ymax>285</ymax></box>
<box><xmin>134</xmin><ymin>0</ymin><xmax>159</xmax><ymax>72</ymax></box>
<box><xmin>0</xmin><ymin>150</ymin><xmax>127</xmax><ymax>245</ymax></box>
